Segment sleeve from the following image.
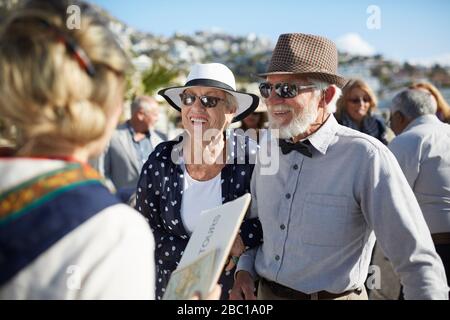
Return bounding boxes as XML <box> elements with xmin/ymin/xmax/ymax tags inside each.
<box><xmin>235</xmin><ymin>248</ymin><xmax>259</xmax><ymax>280</ymax></box>
<box><xmin>239</xmin><ymin>218</ymin><xmax>263</xmax><ymax>250</ymax></box>
<box><xmin>388</xmin><ymin>136</ymin><xmax>420</xmax><ymax>188</ymax></box>
<box><xmin>235</xmin><ymin>167</ymin><xmax>261</xmax><ymax>279</ymax></box>
<box><xmin>357</xmin><ymin>147</ymin><xmax>448</xmax><ymax>299</ymax></box>
<box><xmin>247</xmin><ymin>162</ymin><xmax>259</xmax><ymax>220</ymax></box>
<box><xmin>135</xmin><ymin>158</ymin><xmax>184</xmax><ymax>275</ymax></box>
<box><xmin>135</xmin><ymin>159</ymin><xmax>165</xmax><ymax>242</ymax></box>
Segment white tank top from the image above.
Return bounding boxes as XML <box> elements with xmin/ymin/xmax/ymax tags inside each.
<box><xmin>180</xmin><ymin>167</ymin><xmax>222</xmax><ymax>234</ymax></box>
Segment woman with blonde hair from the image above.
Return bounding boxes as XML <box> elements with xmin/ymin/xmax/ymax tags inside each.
<box><xmin>335</xmin><ymin>78</ymin><xmax>388</xmax><ymax>144</ymax></box>
<box><xmin>409</xmin><ymin>82</ymin><xmax>450</xmax><ymax>123</ymax></box>
<box><xmin>0</xmin><ymin>0</ymin><xmax>163</xmax><ymax>300</ymax></box>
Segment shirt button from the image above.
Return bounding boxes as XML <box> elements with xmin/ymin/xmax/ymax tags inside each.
<box><xmin>293</xmin><ymin>164</ymin><xmax>299</xmax><ymax>170</ymax></box>
<box><xmin>280</xmin><ymin>224</ymin><xmax>286</xmax><ymax>230</ymax></box>
<box><xmin>285</xmin><ymin>193</ymin><xmax>291</xmax><ymax>199</ymax></box>
<box><xmin>275</xmin><ymin>255</ymin><xmax>280</xmax><ymax>261</ymax></box>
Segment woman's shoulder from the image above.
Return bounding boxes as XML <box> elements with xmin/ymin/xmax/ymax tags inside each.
<box><xmin>148</xmin><ymin>137</ymin><xmax>184</xmax><ymax>163</ymax></box>
<box><xmin>0</xmin><ymin>203</ymin><xmax>154</xmax><ymax>299</ymax></box>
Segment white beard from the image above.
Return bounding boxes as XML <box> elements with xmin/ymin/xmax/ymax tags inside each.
<box><xmin>268</xmin><ymin>101</ymin><xmax>319</xmax><ymax>139</ymax></box>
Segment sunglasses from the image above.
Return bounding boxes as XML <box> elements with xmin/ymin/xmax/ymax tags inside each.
<box><xmin>348</xmin><ymin>97</ymin><xmax>371</xmax><ymax>104</ymax></box>
<box><xmin>259</xmin><ymin>82</ymin><xmax>316</xmax><ymax>99</ymax></box>
<box><xmin>179</xmin><ymin>93</ymin><xmax>227</xmax><ymax>108</ymax></box>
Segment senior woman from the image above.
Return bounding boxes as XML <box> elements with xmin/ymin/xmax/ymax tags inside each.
<box><xmin>335</xmin><ymin>78</ymin><xmax>388</xmax><ymax>144</ymax></box>
<box><xmin>136</xmin><ymin>63</ymin><xmax>263</xmax><ymax>300</ymax></box>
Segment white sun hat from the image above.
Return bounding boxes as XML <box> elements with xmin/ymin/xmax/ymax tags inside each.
<box><xmin>158</xmin><ymin>63</ymin><xmax>259</xmax><ymax>122</ymax></box>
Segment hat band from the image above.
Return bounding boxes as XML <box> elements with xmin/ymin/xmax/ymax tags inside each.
<box><xmin>185</xmin><ymin>78</ymin><xmax>235</xmax><ymax>91</ymax></box>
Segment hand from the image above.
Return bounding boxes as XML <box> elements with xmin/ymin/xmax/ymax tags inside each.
<box><xmin>225</xmin><ymin>235</ymin><xmax>245</xmax><ymax>271</ymax></box>
<box><xmin>229</xmin><ymin>271</ymin><xmax>257</xmax><ymax>300</ymax></box>
<box><xmin>191</xmin><ymin>284</ymin><xmax>222</xmax><ymax>300</ymax></box>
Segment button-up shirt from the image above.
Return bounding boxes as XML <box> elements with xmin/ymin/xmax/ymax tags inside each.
<box><xmin>388</xmin><ymin>115</ymin><xmax>450</xmax><ymax>234</ymax></box>
<box><xmin>238</xmin><ymin>114</ymin><xmax>448</xmax><ymax>300</ymax></box>
<box><xmin>127</xmin><ymin>122</ymin><xmax>153</xmax><ymax>165</ymax></box>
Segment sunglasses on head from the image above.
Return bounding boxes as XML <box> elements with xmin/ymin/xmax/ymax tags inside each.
<box><xmin>179</xmin><ymin>93</ymin><xmax>227</xmax><ymax>108</ymax></box>
<box><xmin>259</xmin><ymin>82</ymin><xmax>316</xmax><ymax>99</ymax></box>
<box><xmin>349</xmin><ymin>97</ymin><xmax>371</xmax><ymax>104</ymax></box>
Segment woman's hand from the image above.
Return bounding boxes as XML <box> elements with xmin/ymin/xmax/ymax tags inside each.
<box><xmin>191</xmin><ymin>284</ymin><xmax>222</xmax><ymax>300</ymax></box>
<box><xmin>225</xmin><ymin>234</ymin><xmax>245</xmax><ymax>271</ymax></box>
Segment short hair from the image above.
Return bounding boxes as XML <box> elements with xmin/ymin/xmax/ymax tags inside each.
<box><xmin>335</xmin><ymin>78</ymin><xmax>377</xmax><ymax>119</ymax></box>
<box><xmin>288</xmin><ymin>76</ymin><xmax>342</xmax><ymax>113</ymax></box>
<box><xmin>0</xmin><ymin>0</ymin><xmax>131</xmax><ymax>153</ymax></box>
<box><xmin>310</xmin><ymin>80</ymin><xmax>342</xmax><ymax>113</ymax></box>
<box><xmin>131</xmin><ymin>96</ymin><xmax>158</xmax><ymax>115</ymax></box>
<box><xmin>391</xmin><ymin>89</ymin><xmax>437</xmax><ymax>120</ymax></box>
<box><xmin>409</xmin><ymin>82</ymin><xmax>450</xmax><ymax>122</ymax></box>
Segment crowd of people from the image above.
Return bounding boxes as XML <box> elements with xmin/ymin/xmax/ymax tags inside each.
<box><xmin>0</xmin><ymin>0</ymin><xmax>449</xmax><ymax>300</ymax></box>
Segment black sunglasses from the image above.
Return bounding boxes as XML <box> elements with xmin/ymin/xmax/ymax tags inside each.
<box><xmin>348</xmin><ymin>97</ymin><xmax>371</xmax><ymax>104</ymax></box>
<box><xmin>259</xmin><ymin>82</ymin><xmax>316</xmax><ymax>99</ymax></box>
<box><xmin>179</xmin><ymin>93</ymin><xmax>227</xmax><ymax>108</ymax></box>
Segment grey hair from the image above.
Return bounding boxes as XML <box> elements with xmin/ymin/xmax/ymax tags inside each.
<box><xmin>131</xmin><ymin>96</ymin><xmax>158</xmax><ymax>114</ymax></box>
<box><xmin>225</xmin><ymin>92</ymin><xmax>238</xmax><ymax>111</ymax></box>
<box><xmin>310</xmin><ymin>80</ymin><xmax>342</xmax><ymax>113</ymax></box>
<box><xmin>391</xmin><ymin>89</ymin><xmax>437</xmax><ymax>120</ymax></box>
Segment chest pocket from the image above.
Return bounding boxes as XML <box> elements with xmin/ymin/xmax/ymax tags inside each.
<box><xmin>301</xmin><ymin>194</ymin><xmax>363</xmax><ymax>247</ymax></box>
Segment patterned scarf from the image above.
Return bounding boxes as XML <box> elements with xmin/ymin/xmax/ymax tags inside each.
<box><xmin>339</xmin><ymin>111</ymin><xmax>385</xmax><ymax>142</ymax></box>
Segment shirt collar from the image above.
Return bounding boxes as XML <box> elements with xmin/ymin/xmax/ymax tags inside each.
<box><xmin>403</xmin><ymin>114</ymin><xmax>441</xmax><ymax>133</ymax></box>
<box><xmin>306</xmin><ymin>114</ymin><xmax>339</xmax><ymax>155</ymax></box>
<box><xmin>127</xmin><ymin>121</ymin><xmax>151</xmax><ymax>140</ymax></box>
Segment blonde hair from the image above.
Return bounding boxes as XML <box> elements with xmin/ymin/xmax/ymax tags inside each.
<box><xmin>335</xmin><ymin>78</ymin><xmax>377</xmax><ymax>120</ymax></box>
<box><xmin>409</xmin><ymin>82</ymin><xmax>450</xmax><ymax>123</ymax></box>
<box><xmin>0</xmin><ymin>0</ymin><xmax>131</xmax><ymax>155</ymax></box>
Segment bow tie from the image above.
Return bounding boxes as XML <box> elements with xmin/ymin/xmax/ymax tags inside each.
<box><xmin>279</xmin><ymin>139</ymin><xmax>313</xmax><ymax>157</ymax></box>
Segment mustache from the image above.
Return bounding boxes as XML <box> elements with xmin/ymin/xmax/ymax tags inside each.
<box><xmin>270</xmin><ymin>105</ymin><xmax>293</xmax><ymax>113</ymax></box>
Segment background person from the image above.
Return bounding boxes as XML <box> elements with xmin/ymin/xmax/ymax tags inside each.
<box><xmin>103</xmin><ymin>95</ymin><xmax>166</xmax><ymax>194</ymax></box>
<box><xmin>237</xmin><ymin>104</ymin><xmax>268</xmax><ymax>143</ymax></box>
<box><xmin>409</xmin><ymin>82</ymin><xmax>450</xmax><ymax>124</ymax></box>
<box><xmin>388</xmin><ymin>89</ymin><xmax>450</xmax><ymax>294</ymax></box>
<box><xmin>335</xmin><ymin>78</ymin><xmax>388</xmax><ymax>144</ymax></box>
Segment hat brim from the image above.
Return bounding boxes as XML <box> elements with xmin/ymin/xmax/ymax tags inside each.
<box><xmin>257</xmin><ymin>71</ymin><xmax>348</xmax><ymax>89</ymax></box>
<box><xmin>158</xmin><ymin>85</ymin><xmax>260</xmax><ymax>122</ymax></box>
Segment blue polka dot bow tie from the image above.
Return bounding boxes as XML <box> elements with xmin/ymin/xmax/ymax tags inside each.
<box><xmin>278</xmin><ymin>139</ymin><xmax>313</xmax><ymax>157</ymax></box>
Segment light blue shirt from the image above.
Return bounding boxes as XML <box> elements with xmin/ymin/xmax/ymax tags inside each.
<box><xmin>388</xmin><ymin>115</ymin><xmax>450</xmax><ymax>234</ymax></box>
<box><xmin>238</xmin><ymin>114</ymin><xmax>448</xmax><ymax>299</ymax></box>
<box><xmin>127</xmin><ymin>122</ymin><xmax>153</xmax><ymax>166</ymax></box>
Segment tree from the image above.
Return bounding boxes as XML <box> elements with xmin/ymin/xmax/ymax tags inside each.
<box><xmin>141</xmin><ymin>62</ymin><xmax>180</xmax><ymax>96</ymax></box>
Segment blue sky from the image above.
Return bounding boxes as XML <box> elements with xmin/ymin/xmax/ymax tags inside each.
<box><xmin>89</xmin><ymin>0</ymin><xmax>450</xmax><ymax>65</ymax></box>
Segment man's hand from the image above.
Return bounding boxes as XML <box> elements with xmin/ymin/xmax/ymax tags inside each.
<box><xmin>225</xmin><ymin>235</ymin><xmax>245</xmax><ymax>271</ymax></box>
<box><xmin>229</xmin><ymin>271</ymin><xmax>257</xmax><ymax>300</ymax></box>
